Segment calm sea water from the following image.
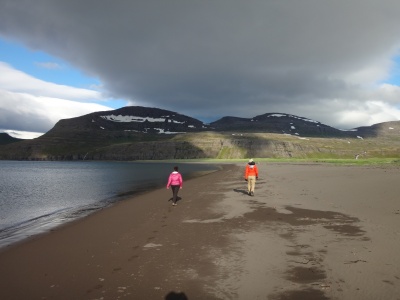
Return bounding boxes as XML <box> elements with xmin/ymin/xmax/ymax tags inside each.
<box><xmin>0</xmin><ymin>161</ymin><xmax>218</xmax><ymax>249</ymax></box>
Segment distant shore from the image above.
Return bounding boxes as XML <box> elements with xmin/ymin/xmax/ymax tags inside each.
<box><xmin>0</xmin><ymin>162</ymin><xmax>399</xmax><ymax>299</ymax></box>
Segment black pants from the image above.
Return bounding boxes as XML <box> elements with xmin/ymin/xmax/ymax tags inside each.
<box><xmin>171</xmin><ymin>185</ymin><xmax>180</xmax><ymax>203</ymax></box>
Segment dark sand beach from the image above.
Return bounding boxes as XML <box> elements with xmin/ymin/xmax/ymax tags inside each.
<box><xmin>0</xmin><ymin>162</ymin><xmax>400</xmax><ymax>300</ymax></box>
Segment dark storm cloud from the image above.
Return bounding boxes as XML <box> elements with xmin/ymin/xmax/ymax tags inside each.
<box><xmin>1</xmin><ymin>0</ymin><xmax>400</xmax><ymax>129</ymax></box>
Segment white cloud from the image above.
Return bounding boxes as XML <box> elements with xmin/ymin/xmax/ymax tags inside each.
<box><xmin>0</xmin><ymin>89</ymin><xmax>113</xmax><ymax>134</ymax></box>
<box><xmin>0</xmin><ymin>62</ymin><xmax>103</xmax><ymax>101</ymax></box>
<box><xmin>344</xmin><ymin>59</ymin><xmax>393</xmax><ymax>87</ymax></box>
<box><xmin>34</xmin><ymin>61</ymin><xmax>62</xmax><ymax>70</ymax></box>
<box><xmin>0</xmin><ymin>129</ymin><xmax>43</xmax><ymax>139</ymax></box>
<box><xmin>0</xmin><ymin>62</ymin><xmax>114</xmax><ymax>137</ymax></box>
<box><xmin>333</xmin><ymin>100</ymin><xmax>400</xmax><ymax>129</ymax></box>
<box><xmin>375</xmin><ymin>84</ymin><xmax>400</xmax><ymax>104</ymax></box>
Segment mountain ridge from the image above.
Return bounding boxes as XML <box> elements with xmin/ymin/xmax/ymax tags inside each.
<box><xmin>45</xmin><ymin>106</ymin><xmax>365</xmax><ymax>137</ymax></box>
<box><xmin>209</xmin><ymin>112</ymin><xmax>354</xmax><ymax>137</ymax></box>
<box><xmin>0</xmin><ymin>133</ymin><xmax>23</xmax><ymax>145</ymax></box>
<box><xmin>0</xmin><ymin>106</ymin><xmax>399</xmax><ymax>160</ymax></box>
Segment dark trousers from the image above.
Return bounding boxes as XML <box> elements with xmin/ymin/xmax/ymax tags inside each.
<box><xmin>171</xmin><ymin>185</ymin><xmax>180</xmax><ymax>203</ymax></box>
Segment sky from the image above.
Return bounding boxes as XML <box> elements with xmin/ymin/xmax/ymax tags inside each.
<box><xmin>1</xmin><ymin>0</ymin><xmax>400</xmax><ymax>139</ymax></box>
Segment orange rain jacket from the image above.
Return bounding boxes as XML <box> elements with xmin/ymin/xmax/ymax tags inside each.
<box><xmin>245</xmin><ymin>163</ymin><xmax>259</xmax><ymax>180</ymax></box>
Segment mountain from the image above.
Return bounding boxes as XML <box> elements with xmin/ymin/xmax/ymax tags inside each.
<box><xmin>50</xmin><ymin>106</ymin><xmax>210</xmax><ymax>134</ymax></box>
<box><xmin>0</xmin><ymin>133</ymin><xmax>23</xmax><ymax>145</ymax></box>
<box><xmin>210</xmin><ymin>113</ymin><xmax>355</xmax><ymax>137</ymax></box>
<box><xmin>45</xmin><ymin>106</ymin><xmax>362</xmax><ymax>138</ymax></box>
<box><xmin>0</xmin><ymin>106</ymin><xmax>399</xmax><ymax>160</ymax></box>
<box><xmin>353</xmin><ymin>120</ymin><xmax>400</xmax><ymax>138</ymax></box>
<box><xmin>33</xmin><ymin>106</ymin><xmax>210</xmax><ymax>149</ymax></box>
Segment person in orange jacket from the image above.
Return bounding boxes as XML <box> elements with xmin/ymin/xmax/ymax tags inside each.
<box><xmin>244</xmin><ymin>158</ymin><xmax>259</xmax><ymax>196</ymax></box>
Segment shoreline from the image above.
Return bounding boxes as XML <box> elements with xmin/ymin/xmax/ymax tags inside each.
<box><xmin>0</xmin><ymin>161</ymin><xmax>221</xmax><ymax>250</ymax></box>
<box><xmin>1</xmin><ymin>162</ymin><xmax>400</xmax><ymax>299</ymax></box>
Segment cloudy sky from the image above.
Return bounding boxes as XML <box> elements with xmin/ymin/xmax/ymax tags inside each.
<box><xmin>1</xmin><ymin>0</ymin><xmax>400</xmax><ymax>138</ymax></box>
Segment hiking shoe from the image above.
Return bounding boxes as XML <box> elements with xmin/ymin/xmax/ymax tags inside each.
<box><xmin>251</xmin><ymin>192</ymin><xmax>254</xmax><ymax>196</ymax></box>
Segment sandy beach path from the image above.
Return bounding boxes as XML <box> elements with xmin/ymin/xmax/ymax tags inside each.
<box><xmin>0</xmin><ymin>162</ymin><xmax>400</xmax><ymax>300</ymax></box>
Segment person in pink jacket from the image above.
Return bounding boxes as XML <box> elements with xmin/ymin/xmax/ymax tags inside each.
<box><xmin>166</xmin><ymin>166</ymin><xmax>183</xmax><ymax>206</ymax></box>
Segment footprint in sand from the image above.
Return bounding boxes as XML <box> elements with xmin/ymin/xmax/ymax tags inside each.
<box><xmin>128</xmin><ymin>255</ymin><xmax>139</xmax><ymax>261</ymax></box>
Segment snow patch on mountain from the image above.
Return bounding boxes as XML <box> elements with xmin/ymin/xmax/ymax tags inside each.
<box><xmin>100</xmin><ymin>114</ymin><xmax>166</xmax><ymax>123</ymax></box>
<box><xmin>268</xmin><ymin>113</ymin><xmax>320</xmax><ymax>124</ymax></box>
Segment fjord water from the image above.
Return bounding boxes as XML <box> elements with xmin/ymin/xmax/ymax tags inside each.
<box><xmin>0</xmin><ymin>161</ymin><xmax>218</xmax><ymax>248</ymax></box>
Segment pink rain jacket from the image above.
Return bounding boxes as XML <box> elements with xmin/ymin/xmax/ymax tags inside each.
<box><xmin>167</xmin><ymin>171</ymin><xmax>183</xmax><ymax>188</ymax></box>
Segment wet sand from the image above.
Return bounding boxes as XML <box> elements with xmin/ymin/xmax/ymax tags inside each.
<box><xmin>0</xmin><ymin>162</ymin><xmax>400</xmax><ymax>300</ymax></box>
